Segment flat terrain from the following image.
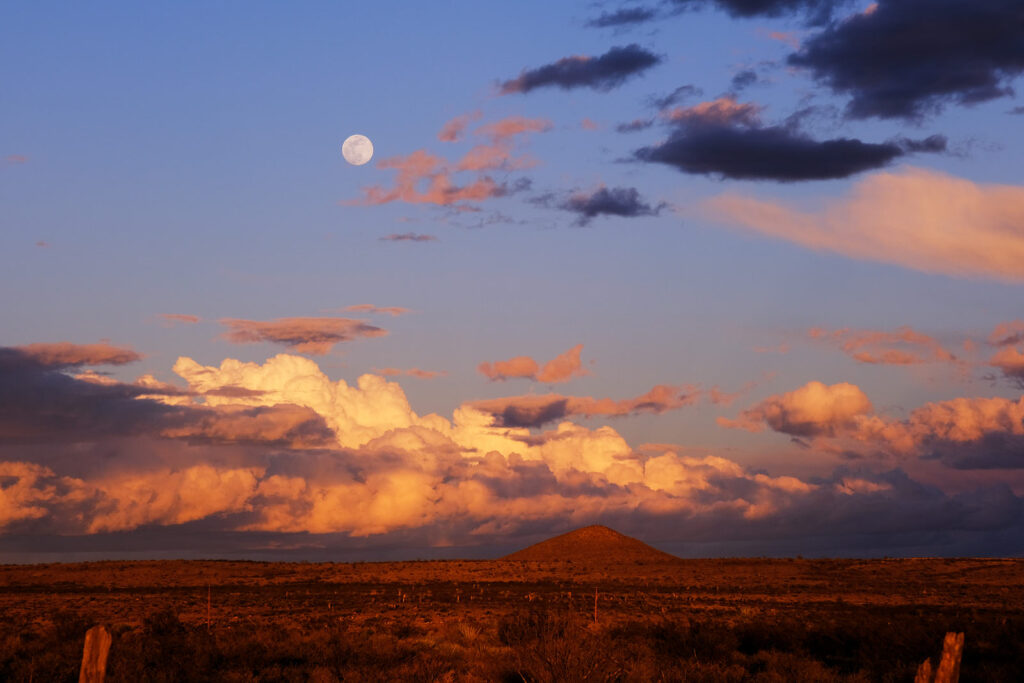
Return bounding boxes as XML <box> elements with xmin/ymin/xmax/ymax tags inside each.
<box><xmin>1</xmin><ymin>557</ymin><xmax>1022</xmax><ymax>681</ymax></box>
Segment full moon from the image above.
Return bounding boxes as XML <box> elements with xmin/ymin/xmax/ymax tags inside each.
<box><xmin>342</xmin><ymin>134</ymin><xmax>373</xmax><ymax>166</ymax></box>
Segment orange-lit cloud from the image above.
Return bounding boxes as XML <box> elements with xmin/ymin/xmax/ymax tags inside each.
<box><xmin>159</xmin><ymin>313</ymin><xmax>201</xmax><ymax>326</ymax></box>
<box><xmin>375</xmin><ymin>367</ymin><xmax>446</xmax><ymax>380</ymax></box>
<box><xmin>664</xmin><ymin>96</ymin><xmax>761</xmax><ymax>126</ymax></box>
<box><xmin>2</xmin><ymin>349</ymin><xmax>1021</xmax><ymax>550</ymax></box>
<box><xmin>16</xmin><ymin>342</ymin><xmax>142</xmax><ymax>367</ymax></box>
<box><xmin>706</xmin><ymin>167</ymin><xmax>1024</xmax><ymax>282</ymax></box>
<box><xmin>478</xmin><ymin>344</ymin><xmax>588</xmax><ymax>383</ymax></box>
<box><xmin>989</xmin><ymin>320</ymin><xmax>1024</xmax><ymax>347</ymax></box>
<box><xmin>342</xmin><ymin>304</ymin><xmax>411</xmax><ymax>317</ymax></box>
<box><xmin>808</xmin><ymin>326</ymin><xmax>958</xmax><ymax>365</ymax></box>
<box><xmin>719</xmin><ymin>380</ymin><xmax>873</xmax><ymax>436</ymax></box>
<box><xmin>348</xmin><ymin>116</ymin><xmax>549</xmax><ymax>208</ymax></box>
<box><xmin>219</xmin><ymin>317</ymin><xmax>387</xmax><ymax>354</ymax></box>
<box><xmin>437</xmin><ymin>110</ymin><xmax>482</xmax><ymax>142</ymax></box>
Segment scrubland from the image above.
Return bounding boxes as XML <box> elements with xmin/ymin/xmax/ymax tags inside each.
<box><xmin>0</xmin><ymin>557</ymin><xmax>1021</xmax><ymax>681</ymax></box>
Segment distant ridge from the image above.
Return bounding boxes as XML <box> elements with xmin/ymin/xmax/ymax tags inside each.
<box><xmin>502</xmin><ymin>525</ymin><xmax>680</xmax><ymax>564</ymax></box>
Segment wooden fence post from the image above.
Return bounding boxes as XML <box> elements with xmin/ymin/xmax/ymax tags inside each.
<box><xmin>915</xmin><ymin>632</ymin><xmax>964</xmax><ymax>683</ymax></box>
<box><xmin>79</xmin><ymin>625</ymin><xmax>112</xmax><ymax>683</ymax></box>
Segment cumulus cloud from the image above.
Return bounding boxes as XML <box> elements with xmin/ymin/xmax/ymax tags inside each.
<box><xmin>789</xmin><ymin>0</ymin><xmax>1024</xmax><ymax>120</ymax></box>
<box><xmin>218</xmin><ymin>317</ymin><xmax>387</xmax><ymax>355</ymax></box>
<box><xmin>808</xmin><ymin>326</ymin><xmax>959</xmax><ymax>366</ymax></box>
<box><xmin>379</xmin><ymin>233</ymin><xmax>438</xmax><ymax>242</ymax></box>
<box><xmin>987</xmin><ymin>321</ymin><xmax>1024</xmax><ymax>385</ymax></box>
<box><xmin>636</xmin><ymin>97</ymin><xmax>942</xmax><ymax>181</ymax></box>
<box><xmin>499</xmin><ymin>44</ymin><xmax>662</xmax><ymax>94</ymax></box>
<box><xmin>2</xmin><ymin>348</ymin><xmax>1022</xmax><ymax>554</ymax></box>
<box><xmin>719</xmin><ymin>380</ymin><xmax>873</xmax><ymax>436</ymax></box>
<box><xmin>15</xmin><ymin>342</ymin><xmax>142</xmax><ymax>368</ymax></box>
<box><xmin>478</xmin><ymin>344</ymin><xmax>588</xmax><ymax>383</ymax></box>
<box><xmin>706</xmin><ymin>167</ymin><xmax>1024</xmax><ymax>281</ymax></box>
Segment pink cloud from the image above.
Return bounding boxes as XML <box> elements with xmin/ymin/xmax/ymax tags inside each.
<box><xmin>478</xmin><ymin>344</ymin><xmax>587</xmax><ymax>383</ymax></box>
<box><xmin>219</xmin><ymin>317</ymin><xmax>387</xmax><ymax>354</ymax></box>
<box><xmin>5</xmin><ymin>154</ymin><xmax>27</xmax><ymax>164</ymax></box>
<box><xmin>706</xmin><ymin>167</ymin><xmax>1024</xmax><ymax>282</ymax></box>
<box><xmin>437</xmin><ymin>110</ymin><xmax>482</xmax><ymax>142</ymax></box>
<box><xmin>581</xmin><ymin>118</ymin><xmax>601</xmax><ymax>131</ymax></box>
<box><xmin>374</xmin><ymin>367</ymin><xmax>446</xmax><ymax>380</ymax></box>
<box><xmin>16</xmin><ymin>342</ymin><xmax>143</xmax><ymax>367</ymax></box>
<box><xmin>663</xmin><ymin>96</ymin><xmax>761</xmax><ymax>126</ymax></box>
<box><xmin>719</xmin><ymin>381</ymin><xmax>873</xmax><ymax>436</ymax></box>
<box><xmin>808</xmin><ymin>326</ymin><xmax>958</xmax><ymax>365</ymax></box>
<box><xmin>159</xmin><ymin>313</ymin><xmax>202</xmax><ymax>326</ymax></box>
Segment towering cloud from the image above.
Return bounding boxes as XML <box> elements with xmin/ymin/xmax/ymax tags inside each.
<box><xmin>499</xmin><ymin>45</ymin><xmax>662</xmax><ymax>94</ymax></box>
<box><xmin>706</xmin><ymin>167</ymin><xmax>1024</xmax><ymax>282</ymax></box>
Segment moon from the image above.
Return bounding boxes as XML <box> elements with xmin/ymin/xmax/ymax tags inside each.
<box><xmin>342</xmin><ymin>134</ymin><xmax>373</xmax><ymax>166</ymax></box>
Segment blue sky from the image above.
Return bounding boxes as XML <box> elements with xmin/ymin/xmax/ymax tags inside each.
<box><xmin>2</xmin><ymin>0</ymin><xmax>1024</xmax><ymax>560</ymax></box>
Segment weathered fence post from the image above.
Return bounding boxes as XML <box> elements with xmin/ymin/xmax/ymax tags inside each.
<box><xmin>915</xmin><ymin>632</ymin><xmax>964</xmax><ymax>683</ymax></box>
<box><xmin>78</xmin><ymin>625</ymin><xmax>111</xmax><ymax>683</ymax></box>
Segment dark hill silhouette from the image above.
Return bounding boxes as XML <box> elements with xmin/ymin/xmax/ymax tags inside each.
<box><xmin>501</xmin><ymin>525</ymin><xmax>680</xmax><ymax>564</ymax></box>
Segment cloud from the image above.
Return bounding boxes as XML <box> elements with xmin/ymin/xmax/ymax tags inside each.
<box><xmin>379</xmin><ymin>233</ymin><xmax>438</xmax><ymax>242</ymax></box>
<box><xmin>15</xmin><ymin>342</ymin><xmax>142</xmax><ymax>368</ymax></box>
<box><xmin>987</xmin><ymin>321</ymin><xmax>1024</xmax><ymax>385</ymax></box>
<box><xmin>3</xmin><ymin>349</ymin><xmax>1022</xmax><ymax>554</ymax></box>
<box><xmin>636</xmin><ymin>97</ymin><xmax>941</xmax><ymax>181</ymax></box>
<box><xmin>342</xmin><ymin>304</ymin><xmax>411</xmax><ymax>317</ymax></box>
<box><xmin>649</xmin><ymin>84</ymin><xmax>703</xmax><ymax>110</ymax></box>
<box><xmin>586</xmin><ymin>7</ymin><xmax>658</xmax><ymax>27</ymax></box>
<box><xmin>349</xmin><ymin>116</ymin><xmax>549</xmax><ymax>209</ymax></box>
<box><xmin>478</xmin><ymin>344</ymin><xmax>588</xmax><ymax>383</ymax></box>
<box><xmin>159</xmin><ymin>313</ymin><xmax>201</xmax><ymax>326</ymax></box>
<box><xmin>616</xmin><ymin>118</ymin><xmax>655</xmax><ymax>133</ymax></box>
<box><xmin>705</xmin><ymin>167</ymin><xmax>1024</xmax><ymax>282</ymax></box>
<box><xmin>469</xmin><ymin>383</ymin><xmax>699</xmax><ymax>428</ymax></box>
<box><xmin>580</xmin><ymin>118</ymin><xmax>601</xmax><ymax>131</ymax></box>
<box><xmin>788</xmin><ymin>0</ymin><xmax>1024</xmax><ymax>120</ymax></box>
<box><xmin>989</xmin><ymin>321</ymin><xmax>1024</xmax><ymax>347</ymax></box>
<box><xmin>719</xmin><ymin>380</ymin><xmax>873</xmax><ymax>436</ymax></box>
<box><xmin>4</xmin><ymin>154</ymin><xmax>27</xmax><ymax>164</ymax></box>
<box><xmin>730</xmin><ymin>69</ymin><xmax>759</xmax><ymax>92</ymax></box>
<box><xmin>669</xmin><ymin>0</ymin><xmax>847</xmax><ymax>24</ymax></box>
<box><xmin>218</xmin><ymin>317</ymin><xmax>387</xmax><ymax>354</ymax></box>
<box><xmin>499</xmin><ymin>44</ymin><xmax>662</xmax><ymax>94</ymax></box>
<box><xmin>375</xmin><ymin>367</ymin><xmax>446</xmax><ymax>380</ymax></box>
<box><xmin>437</xmin><ymin>110</ymin><xmax>482</xmax><ymax>142</ymax></box>
<box><xmin>808</xmin><ymin>326</ymin><xmax>959</xmax><ymax>366</ymax></box>
<box><xmin>557</xmin><ymin>187</ymin><xmax>666</xmax><ymax>225</ymax></box>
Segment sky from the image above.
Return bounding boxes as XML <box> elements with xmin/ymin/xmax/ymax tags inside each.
<box><xmin>2</xmin><ymin>0</ymin><xmax>1024</xmax><ymax>561</ymax></box>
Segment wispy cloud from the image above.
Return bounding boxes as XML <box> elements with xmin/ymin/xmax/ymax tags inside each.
<box><xmin>705</xmin><ymin>167</ymin><xmax>1024</xmax><ymax>281</ymax></box>
<box><xmin>219</xmin><ymin>317</ymin><xmax>387</xmax><ymax>354</ymax></box>
<box><xmin>499</xmin><ymin>44</ymin><xmax>662</xmax><ymax>94</ymax></box>
<box><xmin>478</xmin><ymin>344</ymin><xmax>588</xmax><ymax>383</ymax></box>
<box><xmin>379</xmin><ymin>232</ymin><xmax>438</xmax><ymax>242</ymax></box>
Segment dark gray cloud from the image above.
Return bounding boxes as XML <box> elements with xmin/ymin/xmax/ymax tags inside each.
<box><xmin>586</xmin><ymin>7</ymin><xmax>658</xmax><ymax>28</ymax></box>
<box><xmin>500</xmin><ymin>44</ymin><xmax>662</xmax><ymax>94</ymax></box>
<box><xmin>730</xmin><ymin>69</ymin><xmax>759</xmax><ymax>92</ymax></box>
<box><xmin>669</xmin><ymin>0</ymin><xmax>848</xmax><ymax>24</ymax></box>
<box><xmin>559</xmin><ymin>187</ymin><xmax>666</xmax><ymax>225</ymax></box>
<box><xmin>636</xmin><ymin>123</ymin><xmax>910</xmax><ymax>181</ymax></box>
<box><xmin>649</xmin><ymin>84</ymin><xmax>702</xmax><ymax>109</ymax></box>
<box><xmin>379</xmin><ymin>233</ymin><xmax>438</xmax><ymax>242</ymax></box>
<box><xmin>635</xmin><ymin>98</ymin><xmax>945</xmax><ymax>181</ymax></box>
<box><xmin>616</xmin><ymin>118</ymin><xmax>655</xmax><ymax>133</ymax></box>
<box><xmin>789</xmin><ymin>0</ymin><xmax>1024</xmax><ymax>120</ymax></box>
